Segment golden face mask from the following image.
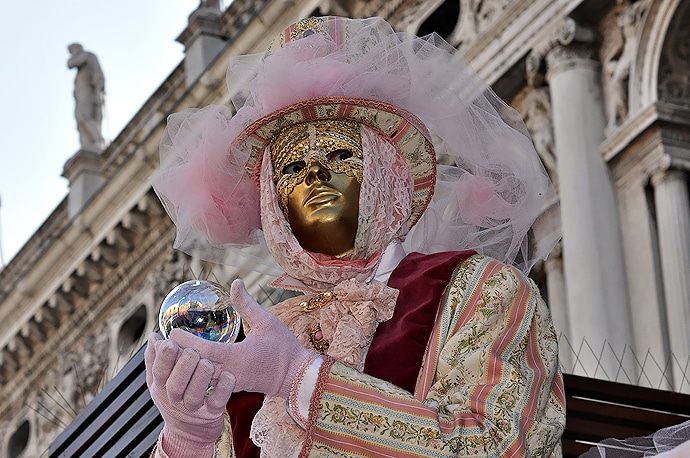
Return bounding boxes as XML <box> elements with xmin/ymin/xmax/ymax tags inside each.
<box><xmin>270</xmin><ymin>119</ymin><xmax>364</xmax><ymax>214</ymax></box>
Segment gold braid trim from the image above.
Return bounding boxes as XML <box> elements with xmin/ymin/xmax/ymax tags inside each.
<box><xmin>270</xmin><ymin>119</ymin><xmax>363</xmax><ymax>179</ymax></box>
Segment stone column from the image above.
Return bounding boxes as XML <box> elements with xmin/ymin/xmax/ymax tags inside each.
<box><xmin>617</xmin><ymin>175</ymin><xmax>671</xmax><ymax>388</ymax></box>
<box><xmin>544</xmin><ymin>243</ymin><xmax>572</xmax><ymax>371</ymax></box>
<box><xmin>533</xmin><ymin>19</ymin><xmax>634</xmax><ymax>379</ymax></box>
<box><xmin>651</xmin><ymin>164</ymin><xmax>690</xmax><ymax>390</ymax></box>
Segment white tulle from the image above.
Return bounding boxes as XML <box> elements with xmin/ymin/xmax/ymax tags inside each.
<box><xmin>151</xmin><ymin>16</ymin><xmax>559</xmax><ymax>276</ymax></box>
<box><xmin>582</xmin><ymin>420</ymin><xmax>690</xmax><ymax>457</ymax></box>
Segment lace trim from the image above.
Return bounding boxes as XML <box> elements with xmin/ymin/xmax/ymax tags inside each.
<box><xmin>272</xmin><ymin>278</ymin><xmax>397</xmax><ymax>369</ymax></box>
<box><xmin>288</xmin><ymin>353</ymin><xmax>318</xmax><ymax>427</ymax></box>
<box><xmin>299</xmin><ymin>356</ymin><xmax>335</xmax><ymax>458</ymax></box>
<box><xmin>250</xmin><ymin>395</ymin><xmax>304</xmax><ymax>457</ymax></box>
<box><xmin>249</xmin><ymin>280</ymin><xmax>397</xmax><ymax>457</ymax></box>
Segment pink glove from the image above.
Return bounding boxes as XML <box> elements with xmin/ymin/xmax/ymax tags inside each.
<box><xmin>170</xmin><ymin>279</ymin><xmax>314</xmax><ymax>398</ymax></box>
<box><xmin>145</xmin><ymin>332</ymin><xmax>236</xmax><ymax>458</ymax></box>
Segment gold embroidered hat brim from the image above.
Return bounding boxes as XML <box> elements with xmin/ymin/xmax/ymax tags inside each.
<box><xmin>240</xmin><ymin>95</ymin><xmax>436</xmax><ymax>228</ymax></box>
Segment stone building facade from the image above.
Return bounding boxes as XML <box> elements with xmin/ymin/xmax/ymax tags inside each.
<box><xmin>1</xmin><ymin>0</ymin><xmax>688</xmax><ymax>456</ymax></box>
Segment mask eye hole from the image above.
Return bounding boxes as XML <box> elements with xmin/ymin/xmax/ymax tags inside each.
<box><xmin>282</xmin><ymin>160</ymin><xmax>306</xmax><ymax>175</ymax></box>
<box><xmin>326</xmin><ymin>149</ymin><xmax>353</xmax><ymax>162</ymax></box>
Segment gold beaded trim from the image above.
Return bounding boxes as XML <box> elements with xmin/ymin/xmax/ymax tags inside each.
<box><xmin>307</xmin><ymin>323</ymin><xmax>330</xmax><ymax>353</ymax></box>
<box><xmin>270</xmin><ymin>119</ymin><xmax>363</xmax><ymax>180</ymax></box>
<box><xmin>289</xmin><ymin>17</ymin><xmax>326</xmax><ymax>41</ymax></box>
<box><xmin>299</xmin><ymin>290</ymin><xmax>336</xmax><ymax>313</ymax></box>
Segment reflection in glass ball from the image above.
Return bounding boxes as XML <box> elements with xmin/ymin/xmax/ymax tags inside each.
<box><xmin>159</xmin><ymin>280</ymin><xmax>241</xmax><ymax>343</ymax></box>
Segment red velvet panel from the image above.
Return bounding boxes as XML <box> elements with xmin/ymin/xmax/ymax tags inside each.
<box><xmin>363</xmin><ymin>250</ymin><xmax>474</xmax><ymax>393</ymax></box>
<box><xmin>225</xmin><ymin>391</ymin><xmax>263</xmax><ymax>458</ymax></box>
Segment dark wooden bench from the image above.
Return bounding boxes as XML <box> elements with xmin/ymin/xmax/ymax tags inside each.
<box><xmin>50</xmin><ymin>346</ymin><xmax>690</xmax><ymax>457</ymax></box>
<box><xmin>562</xmin><ymin>373</ymin><xmax>690</xmax><ymax>457</ymax></box>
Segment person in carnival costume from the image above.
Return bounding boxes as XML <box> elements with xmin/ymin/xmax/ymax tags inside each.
<box><xmin>145</xmin><ymin>16</ymin><xmax>566</xmax><ymax>458</ymax></box>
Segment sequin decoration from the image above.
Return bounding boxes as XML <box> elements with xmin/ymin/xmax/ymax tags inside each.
<box><xmin>270</xmin><ymin>119</ymin><xmax>363</xmax><ymax>178</ymax></box>
<box><xmin>299</xmin><ymin>290</ymin><xmax>336</xmax><ymax>313</ymax></box>
<box><xmin>158</xmin><ymin>280</ymin><xmax>241</xmax><ymax>343</ymax></box>
<box><xmin>307</xmin><ymin>323</ymin><xmax>330</xmax><ymax>353</ymax></box>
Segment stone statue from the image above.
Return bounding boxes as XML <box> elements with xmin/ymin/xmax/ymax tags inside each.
<box><xmin>519</xmin><ymin>86</ymin><xmax>558</xmax><ymax>186</ymax></box>
<box><xmin>67</xmin><ymin>43</ymin><xmax>105</xmax><ymax>152</ymax></box>
<box><xmin>199</xmin><ymin>0</ymin><xmax>221</xmax><ymax>8</ymax></box>
<box><xmin>601</xmin><ymin>0</ymin><xmax>649</xmax><ymax>135</ymax></box>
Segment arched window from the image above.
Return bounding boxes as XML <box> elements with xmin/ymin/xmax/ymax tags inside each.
<box><xmin>418</xmin><ymin>0</ymin><xmax>460</xmax><ymax>39</ymax></box>
<box><xmin>8</xmin><ymin>420</ymin><xmax>30</xmax><ymax>458</ymax></box>
<box><xmin>118</xmin><ymin>305</ymin><xmax>147</xmax><ymax>355</ymax></box>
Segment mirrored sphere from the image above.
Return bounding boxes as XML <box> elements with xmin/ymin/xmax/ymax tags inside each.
<box><xmin>158</xmin><ymin>280</ymin><xmax>241</xmax><ymax>343</ymax></box>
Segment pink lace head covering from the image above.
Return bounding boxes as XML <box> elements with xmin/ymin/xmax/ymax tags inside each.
<box><xmin>151</xmin><ymin>16</ymin><xmax>559</xmax><ymax>284</ymax></box>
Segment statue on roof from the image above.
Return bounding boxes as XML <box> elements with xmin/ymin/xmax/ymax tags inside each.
<box><xmin>67</xmin><ymin>43</ymin><xmax>105</xmax><ymax>152</ymax></box>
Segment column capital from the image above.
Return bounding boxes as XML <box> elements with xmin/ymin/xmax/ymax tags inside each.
<box><xmin>545</xmin><ymin>44</ymin><xmax>600</xmax><ymax>78</ymax></box>
<box><xmin>545</xmin><ymin>241</ymin><xmax>563</xmax><ymax>269</ymax></box>
<box><xmin>648</xmin><ymin>155</ymin><xmax>690</xmax><ymax>186</ymax></box>
<box><xmin>650</xmin><ymin>166</ymin><xmax>689</xmax><ymax>188</ymax></box>
<box><xmin>526</xmin><ymin>18</ymin><xmax>597</xmax><ymax>86</ymax></box>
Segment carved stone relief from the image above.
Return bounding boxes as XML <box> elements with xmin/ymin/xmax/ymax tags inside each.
<box><xmin>658</xmin><ymin>0</ymin><xmax>690</xmax><ymax>107</ymax></box>
<box><xmin>316</xmin><ymin>0</ymin><xmax>356</xmax><ymax>17</ymax></box>
<box><xmin>23</xmin><ymin>323</ymin><xmax>111</xmax><ymax>455</ymax></box>
<box><xmin>394</xmin><ymin>0</ymin><xmax>517</xmax><ymax>47</ymax></box>
<box><xmin>55</xmin><ymin>327</ymin><xmax>111</xmax><ymax>410</ymax></box>
<box><xmin>357</xmin><ymin>0</ymin><xmax>406</xmax><ymax>21</ymax></box>
<box><xmin>474</xmin><ymin>0</ymin><xmax>512</xmax><ymax>29</ymax></box>
<box><xmin>516</xmin><ymin>86</ymin><xmax>558</xmax><ymax>186</ymax></box>
<box><xmin>600</xmin><ymin>0</ymin><xmax>651</xmax><ymax>135</ymax></box>
<box><xmin>448</xmin><ymin>0</ymin><xmax>516</xmax><ymax>48</ymax></box>
<box><xmin>2</xmin><ymin>416</ymin><xmax>35</xmax><ymax>458</ymax></box>
<box><xmin>150</xmin><ymin>248</ymin><xmax>190</xmax><ymax>305</ymax></box>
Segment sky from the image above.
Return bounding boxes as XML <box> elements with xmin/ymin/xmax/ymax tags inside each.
<box><xmin>0</xmin><ymin>0</ymin><xmax>205</xmax><ymax>266</ymax></box>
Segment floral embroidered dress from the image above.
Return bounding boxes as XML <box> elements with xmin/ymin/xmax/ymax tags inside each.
<box><xmin>152</xmin><ymin>251</ymin><xmax>565</xmax><ymax>458</ymax></box>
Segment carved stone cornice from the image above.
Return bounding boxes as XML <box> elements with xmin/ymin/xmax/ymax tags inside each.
<box><xmin>602</xmin><ymin>102</ymin><xmax>686</xmax><ymax>189</ymax></box>
<box><xmin>356</xmin><ymin>0</ymin><xmax>407</xmax><ymax>20</ymax></box>
<box><xmin>219</xmin><ymin>0</ymin><xmax>270</xmax><ymax>41</ymax></box>
<box><xmin>527</xmin><ymin>18</ymin><xmax>597</xmax><ymax>86</ymax></box>
<box><xmin>602</xmin><ymin>100</ymin><xmax>690</xmax><ymax>189</ymax></box>
<box><xmin>601</xmin><ymin>102</ymin><xmax>659</xmax><ymax>163</ymax></box>
<box><xmin>390</xmin><ymin>0</ymin><xmax>436</xmax><ymax>31</ymax></box>
<box><xmin>650</xmin><ymin>167</ymin><xmax>688</xmax><ymax>189</ymax></box>
<box><xmin>176</xmin><ymin>5</ymin><xmax>225</xmax><ymax>49</ymax></box>
<box><xmin>0</xmin><ymin>190</ymin><xmax>172</xmax><ymax>411</ymax></box>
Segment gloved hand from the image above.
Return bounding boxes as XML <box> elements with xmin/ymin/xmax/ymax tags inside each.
<box><xmin>170</xmin><ymin>279</ymin><xmax>314</xmax><ymax>398</ymax></box>
<box><xmin>145</xmin><ymin>332</ymin><xmax>236</xmax><ymax>458</ymax></box>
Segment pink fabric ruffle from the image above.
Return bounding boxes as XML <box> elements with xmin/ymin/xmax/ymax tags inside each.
<box><xmin>249</xmin><ymin>278</ymin><xmax>398</xmax><ymax>457</ymax></box>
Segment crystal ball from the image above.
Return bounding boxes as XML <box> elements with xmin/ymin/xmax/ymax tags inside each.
<box><xmin>158</xmin><ymin>280</ymin><xmax>241</xmax><ymax>343</ymax></box>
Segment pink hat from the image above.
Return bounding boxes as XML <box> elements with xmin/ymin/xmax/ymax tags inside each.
<box><xmin>151</xmin><ymin>16</ymin><xmax>558</xmax><ymax>273</ymax></box>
